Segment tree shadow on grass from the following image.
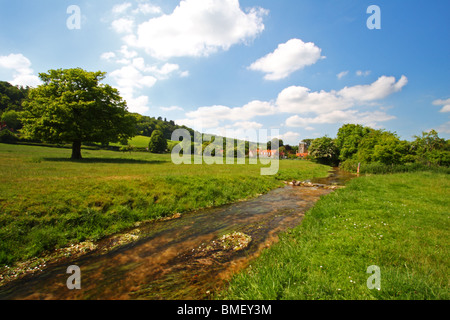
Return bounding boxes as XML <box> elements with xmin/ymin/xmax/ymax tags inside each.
<box><xmin>43</xmin><ymin>157</ymin><xmax>170</xmax><ymax>165</ymax></box>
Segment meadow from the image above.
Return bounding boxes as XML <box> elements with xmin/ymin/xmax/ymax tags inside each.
<box><xmin>0</xmin><ymin>143</ymin><xmax>330</xmax><ymax>266</ymax></box>
<box><xmin>221</xmin><ymin>171</ymin><xmax>449</xmax><ymax>300</ymax></box>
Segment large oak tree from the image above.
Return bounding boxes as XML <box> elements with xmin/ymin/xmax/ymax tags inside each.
<box><xmin>21</xmin><ymin>68</ymin><xmax>136</xmax><ymax>159</ymax></box>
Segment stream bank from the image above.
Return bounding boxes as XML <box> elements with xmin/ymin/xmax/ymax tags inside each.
<box><xmin>0</xmin><ymin>169</ymin><xmax>355</xmax><ymax>300</ymax></box>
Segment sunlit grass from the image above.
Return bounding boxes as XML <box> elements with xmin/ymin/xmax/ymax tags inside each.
<box><xmin>221</xmin><ymin>172</ymin><xmax>449</xmax><ymax>300</ymax></box>
<box><xmin>0</xmin><ymin>143</ymin><xmax>330</xmax><ymax>266</ymax></box>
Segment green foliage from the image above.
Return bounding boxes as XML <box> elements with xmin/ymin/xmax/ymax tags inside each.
<box><xmin>222</xmin><ymin>172</ymin><xmax>450</xmax><ymax>300</ymax></box>
<box><xmin>335</xmin><ymin>124</ymin><xmax>372</xmax><ymax>162</ymax></box>
<box><xmin>412</xmin><ymin>130</ymin><xmax>450</xmax><ymax>166</ymax></box>
<box><xmin>20</xmin><ymin>68</ymin><xmax>136</xmax><ymax>159</ymax></box>
<box><xmin>356</xmin><ymin>130</ymin><xmax>410</xmax><ymax>165</ymax></box>
<box><xmin>341</xmin><ymin>160</ymin><xmax>450</xmax><ymax>174</ymax></box>
<box><xmin>0</xmin><ymin>129</ymin><xmax>18</xmax><ymax>144</ymax></box>
<box><xmin>1</xmin><ymin>110</ymin><xmax>22</xmax><ymax>130</ymax></box>
<box><xmin>267</xmin><ymin>138</ymin><xmax>283</xmax><ymax>150</ymax></box>
<box><xmin>333</xmin><ymin>124</ymin><xmax>449</xmax><ymax>172</ymax></box>
<box><xmin>0</xmin><ymin>81</ymin><xmax>29</xmax><ymax>113</ymax></box>
<box><xmin>131</xmin><ymin>113</ymin><xmax>193</xmax><ymax>140</ymax></box>
<box><xmin>308</xmin><ymin>136</ymin><xmax>339</xmax><ymax>165</ymax></box>
<box><xmin>148</xmin><ymin>130</ymin><xmax>168</xmax><ymax>153</ymax></box>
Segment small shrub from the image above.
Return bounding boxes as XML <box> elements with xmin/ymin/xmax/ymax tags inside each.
<box><xmin>0</xmin><ymin>130</ymin><xmax>18</xmax><ymax>144</ymax></box>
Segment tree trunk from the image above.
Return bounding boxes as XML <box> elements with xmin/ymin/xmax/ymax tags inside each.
<box><xmin>71</xmin><ymin>140</ymin><xmax>82</xmax><ymax>160</ymax></box>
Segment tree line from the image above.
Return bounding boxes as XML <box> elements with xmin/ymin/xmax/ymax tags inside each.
<box><xmin>2</xmin><ymin>68</ymin><xmax>448</xmax><ymax>167</ymax></box>
<box><xmin>307</xmin><ymin>124</ymin><xmax>450</xmax><ymax>172</ymax></box>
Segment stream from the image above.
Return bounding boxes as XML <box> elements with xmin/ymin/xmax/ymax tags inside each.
<box><xmin>0</xmin><ymin>168</ymin><xmax>355</xmax><ymax>300</ymax></box>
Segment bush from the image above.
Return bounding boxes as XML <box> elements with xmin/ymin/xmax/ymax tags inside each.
<box><xmin>340</xmin><ymin>160</ymin><xmax>450</xmax><ymax>175</ymax></box>
<box><xmin>0</xmin><ymin>129</ymin><xmax>18</xmax><ymax>144</ymax></box>
<box><xmin>148</xmin><ymin>130</ymin><xmax>168</xmax><ymax>153</ymax></box>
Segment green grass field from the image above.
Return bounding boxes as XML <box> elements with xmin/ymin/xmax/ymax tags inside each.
<box><xmin>102</xmin><ymin>135</ymin><xmax>178</xmax><ymax>150</ymax></box>
<box><xmin>221</xmin><ymin>172</ymin><xmax>449</xmax><ymax>300</ymax></box>
<box><xmin>0</xmin><ymin>143</ymin><xmax>330</xmax><ymax>266</ymax></box>
<box><xmin>127</xmin><ymin>135</ymin><xmax>151</xmax><ymax>148</ymax></box>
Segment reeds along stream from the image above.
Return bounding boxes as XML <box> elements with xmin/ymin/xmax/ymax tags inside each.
<box><xmin>0</xmin><ymin>169</ymin><xmax>354</xmax><ymax>300</ymax></box>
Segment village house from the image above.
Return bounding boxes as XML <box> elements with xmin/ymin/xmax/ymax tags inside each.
<box><xmin>249</xmin><ymin>149</ymin><xmax>279</xmax><ymax>158</ymax></box>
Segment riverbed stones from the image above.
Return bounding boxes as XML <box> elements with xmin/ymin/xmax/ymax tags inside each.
<box><xmin>288</xmin><ymin>180</ymin><xmax>344</xmax><ymax>190</ymax></box>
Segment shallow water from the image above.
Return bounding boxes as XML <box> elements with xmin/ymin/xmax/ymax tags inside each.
<box><xmin>0</xmin><ymin>169</ymin><xmax>354</xmax><ymax>300</ymax></box>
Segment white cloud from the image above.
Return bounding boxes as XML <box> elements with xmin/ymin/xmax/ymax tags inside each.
<box><xmin>0</xmin><ymin>53</ymin><xmax>32</xmax><ymax>74</ymax></box>
<box><xmin>9</xmin><ymin>74</ymin><xmax>42</xmax><ymax>88</ymax></box>
<box><xmin>285</xmin><ymin>110</ymin><xmax>395</xmax><ymax>128</ymax></box>
<box><xmin>275</xmin><ymin>131</ymin><xmax>301</xmax><ymax>144</ymax></box>
<box><xmin>109</xmin><ymin>65</ymin><xmax>157</xmax><ymax>114</ymax></box>
<box><xmin>356</xmin><ymin>70</ymin><xmax>371</xmax><ymax>77</ymax></box>
<box><xmin>148</xmin><ymin>62</ymin><xmax>180</xmax><ymax>78</ymax></box>
<box><xmin>338</xmin><ymin>75</ymin><xmax>408</xmax><ymax>102</ymax></box>
<box><xmin>110</xmin><ymin>65</ymin><xmax>157</xmax><ymax>91</ymax></box>
<box><xmin>180</xmin><ymin>100</ymin><xmax>276</xmax><ymax>129</ymax></box>
<box><xmin>132</xmin><ymin>3</ymin><xmax>162</xmax><ymax>15</ymax></box>
<box><xmin>337</xmin><ymin>71</ymin><xmax>349</xmax><ymax>79</ymax></box>
<box><xmin>112</xmin><ymin>2</ymin><xmax>132</xmax><ymax>15</ymax></box>
<box><xmin>0</xmin><ymin>53</ymin><xmax>41</xmax><ymax>87</ymax></box>
<box><xmin>180</xmin><ymin>70</ymin><xmax>190</xmax><ymax>78</ymax></box>
<box><xmin>127</xmin><ymin>0</ymin><xmax>268</xmax><ymax>59</ymax></box>
<box><xmin>239</xmin><ymin>100</ymin><xmax>278</xmax><ymax>118</ymax></box>
<box><xmin>157</xmin><ymin>63</ymin><xmax>180</xmax><ymax>75</ymax></box>
<box><xmin>161</xmin><ymin>106</ymin><xmax>184</xmax><ymax>112</ymax></box>
<box><xmin>185</xmin><ymin>105</ymin><xmax>236</xmax><ymax>127</ymax></box>
<box><xmin>248</xmin><ymin>39</ymin><xmax>325</xmax><ymax>80</ymax></box>
<box><xmin>112</xmin><ymin>18</ymin><xmax>135</xmax><ymax>34</ymax></box>
<box><xmin>131</xmin><ymin>57</ymin><xmax>181</xmax><ymax>79</ymax></box>
<box><xmin>440</xmin><ymin>106</ymin><xmax>450</xmax><ymax>113</ymax></box>
<box><xmin>433</xmin><ymin>98</ymin><xmax>450</xmax><ymax>113</ymax></box>
<box><xmin>125</xmin><ymin>95</ymin><xmax>151</xmax><ymax>114</ymax></box>
<box><xmin>228</xmin><ymin>121</ymin><xmax>264</xmax><ymax>130</ymax></box>
<box><xmin>116</xmin><ymin>58</ymin><xmax>131</xmax><ymax>65</ymax></box>
<box><xmin>100</xmin><ymin>52</ymin><xmax>116</xmax><ymax>61</ymax></box>
<box><xmin>175</xmin><ymin>118</ymin><xmax>215</xmax><ymax>131</ymax></box>
<box><xmin>178</xmin><ymin>76</ymin><xmax>407</xmax><ymax>131</ymax></box>
<box><xmin>185</xmin><ymin>100</ymin><xmax>277</xmax><ymax>125</ymax></box>
<box><xmin>277</xmin><ymin>86</ymin><xmax>351</xmax><ymax>114</ymax></box>
<box><xmin>119</xmin><ymin>45</ymin><xmax>138</xmax><ymax>59</ymax></box>
<box><xmin>435</xmin><ymin>121</ymin><xmax>450</xmax><ymax>134</ymax></box>
<box><xmin>105</xmin><ymin>45</ymin><xmax>189</xmax><ymax>115</ymax></box>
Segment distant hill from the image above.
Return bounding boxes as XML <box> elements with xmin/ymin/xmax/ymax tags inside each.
<box><xmin>130</xmin><ymin>113</ymin><xmax>195</xmax><ymax>141</ymax></box>
<box><xmin>0</xmin><ymin>81</ymin><xmax>29</xmax><ymax>113</ymax></box>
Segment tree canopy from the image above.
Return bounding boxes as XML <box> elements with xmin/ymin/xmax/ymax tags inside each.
<box><xmin>308</xmin><ymin>136</ymin><xmax>339</xmax><ymax>165</ymax></box>
<box><xmin>148</xmin><ymin>129</ymin><xmax>167</xmax><ymax>153</ymax></box>
<box><xmin>308</xmin><ymin>123</ymin><xmax>449</xmax><ymax>170</ymax></box>
<box><xmin>0</xmin><ymin>81</ymin><xmax>29</xmax><ymax>113</ymax></box>
<box><xmin>21</xmin><ymin>68</ymin><xmax>136</xmax><ymax>159</ymax></box>
<box><xmin>131</xmin><ymin>113</ymin><xmax>193</xmax><ymax>140</ymax></box>
<box><xmin>335</xmin><ymin>124</ymin><xmax>372</xmax><ymax>162</ymax></box>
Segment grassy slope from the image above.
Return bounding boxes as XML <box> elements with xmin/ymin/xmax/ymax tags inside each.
<box><xmin>222</xmin><ymin>172</ymin><xmax>449</xmax><ymax>300</ymax></box>
<box><xmin>0</xmin><ymin>143</ymin><xmax>330</xmax><ymax>266</ymax></box>
<box><xmin>109</xmin><ymin>135</ymin><xmax>178</xmax><ymax>150</ymax></box>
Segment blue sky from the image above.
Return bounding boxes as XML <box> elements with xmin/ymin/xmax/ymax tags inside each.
<box><xmin>0</xmin><ymin>0</ymin><xmax>449</xmax><ymax>144</ymax></box>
